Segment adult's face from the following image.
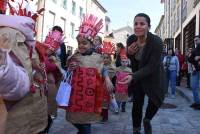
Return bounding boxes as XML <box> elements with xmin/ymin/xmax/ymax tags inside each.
<box><xmin>168</xmin><ymin>49</ymin><xmax>173</xmax><ymax>56</ymax></box>
<box><xmin>134</xmin><ymin>16</ymin><xmax>149</xmax><ymax>37</ymax></box>
<box><xmin>194</xmin><ymin>37</ymin><xmax>200</xmax><ymax>46</ymax></box>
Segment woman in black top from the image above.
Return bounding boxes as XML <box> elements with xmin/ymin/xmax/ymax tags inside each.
<box><xmin>120</xmin><ymin>13</ymin><xmax>165</xmax><ymax>134</ymax></box>
<box><xmin>115</xmin><ymin>42</ymin><xmax>125</xmax><ymax>67</ymax></box>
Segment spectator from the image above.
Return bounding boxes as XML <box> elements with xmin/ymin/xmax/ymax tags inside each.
<box><xmin>163</xmin><ymin>49</ymin><xmax>179</xmax><ymax>98</ymax></box>
<box><xmin>175</xmin><ymin>48</ymin><xmax>185</xmax><ymax>86</ymax></box>
<box><xmin>188</xmin><ymin>35</ymin><xmax>200</xmax><ymax>110</ymax></box>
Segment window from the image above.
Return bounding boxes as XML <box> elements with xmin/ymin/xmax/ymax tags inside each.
<box><xmin>176</xmin><ymin>6</ymin><xmax>180</xmax><ymax>30</ymax></box>
<box><xmin>60</xmin><ymin>17</ymin><xmax>66</xmax><ymax>33</ymax></box>
<box><xmin>72</xmin><ymin>1</ymin><xmax>76</xmax><ymax>15</ymax></box>
<box><xmin>48</xmin><ymin>11</ymin><xmax>55</xmax><ymax>30</ymax></box>
<box><xmin>79</xmin><ymin>7</ymin><xmax>83</xmax><ymax>18</ymax></box>
<box><xmin>106</xmin><ymin>24</ymin><xmax>109</xmax><ymax>32</ymax></box>
<box><xmin>62</xmin><ymin>0</ymin><xmax>67</xmax><ymax>9</ymax></box>
<box><xmin>70</xmin><ymin>22</ymin><xmax>75</xmax><ymax>39</ymax></box>
<box><xmin>182</xmin><ymin>0</ymin><xmax>187</xmax><ymax>22</ymax></box>
<box><xmin>174</xmin><ymin>14</ymin><xmax>176</xmax><ymax>33</ymax></box>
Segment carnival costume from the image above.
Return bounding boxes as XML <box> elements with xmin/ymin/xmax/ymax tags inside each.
<box><xmin>65</xmin><ymin>14</ymin><xmax>105</xmax><ymax>124</ymax></box>
<box><xmin>0</xmin><ymin>1</ymin><xmax>48</xmax><ymax>133</ymax></box>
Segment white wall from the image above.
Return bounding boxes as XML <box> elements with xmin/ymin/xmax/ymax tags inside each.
<box><xmin>41</xmin><ymin>0</ymin><xmax>87</xmax><ymax>52</ymax></box>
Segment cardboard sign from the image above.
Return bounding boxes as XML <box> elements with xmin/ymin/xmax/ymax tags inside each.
<box><xmin>67</xmin><ymin>67</ymin><xmax>103</xmax><ymax>114</ymax></box>
<box><xmin>115</xmin><ymin>71</ymin><xmax>129</xmax><ymax>94</ymax></box>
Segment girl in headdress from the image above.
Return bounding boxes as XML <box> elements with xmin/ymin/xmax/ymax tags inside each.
<box><xmin>115</xmin><ymin>54</ymin><xmax>132</xmax><ymax>112</ymax></box>
<box><xmin>101</xmin><ymin>38</ymin><xmax>116</xmax><ymax>121</ymax></box>
<box><xmin>65</xmin><ymin>14</ymin><xmax>113</xmax><ymax>134</ymax></box>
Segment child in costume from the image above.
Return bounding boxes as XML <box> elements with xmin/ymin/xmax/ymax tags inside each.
<box><xmin>66</xmin><ymin>14</ymin><xmax>113</xmax><ymax>134</ymax></box>
<box><xmin>101</xmin><ymin>38</ymin><xmax>116</xmax><ymax>121</ymax></box>
<box><xmin>115</xmin><ymin>54</ymin><xmax>132</xmax><ymax>112</ymax></box>
<box><xmin>36</xmin><ymin>25</ymin><xmax>63</xmax><ymax>133</ymax></box>
<box><xmin>0</xmin><ymin>0</ymin><xmax>48</xmax><ymax>133</ymax></box>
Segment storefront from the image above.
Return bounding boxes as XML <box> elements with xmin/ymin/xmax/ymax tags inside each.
<box><xmin>183</xmin><ymin>16</ymin><xmax>196</xmax><ymax>53</ymax></box>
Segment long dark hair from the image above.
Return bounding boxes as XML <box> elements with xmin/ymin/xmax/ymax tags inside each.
<box><xmin>168</xmin><ymin>49</ymin><xmax>175</xmax><ymax>56</ymax></box>
<box><xmin>134</xmin><ymin>13</ymin><xmax>151</xmax><ymax>27</ymax></box>
<box><xmin>52</xmin><ymin>26</ymin><xmax>63</xmax><ymax>33</ymax></box>
<box><xmin>116</xmin><ymin>42</ymin><xmax>125</xmax><ymax>49</ymax></box>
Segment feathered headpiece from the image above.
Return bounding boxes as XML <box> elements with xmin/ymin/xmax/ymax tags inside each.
<box><xmin>102</xmin><ymin>38</ymin><xmax>115</xmax><ymax>55</ymax></box>
<box><xmin>0</xmin><ymin>0</ymin><xmax>7</xmax><ymax>14</ymax></box>
<box><xmin>7</xmin><ymin>0</ymin><xmax>45</xmax><ymax>22</ymax></box>
<box><xmin>0</xmin><ymin>0</ymin><xmax>45</xmax><ymax>48</ymax></box>
<box><xmin>78</xmin><ymin>14</ymin><xmax>103</xmax><ymax>41</ymax></box>
<box><xmin>120</xmin><ymin>48</ymin><xmax>127</xmax><ymax>60</ymax></box>
<box><xmin>43</xmin><ymin>30</ymin><xmax>64</xmax><ymax>52</ymax></box>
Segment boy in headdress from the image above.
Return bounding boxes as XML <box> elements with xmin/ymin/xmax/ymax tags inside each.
<box><xmin>66</xmin><ymin>14</ymin><xmax>114</xmax><ymax>134</ymax></box>
<box><xmin>115</xmin><ymin>53</ymin><xmax>132</xmax><ymax>112</ymax></box>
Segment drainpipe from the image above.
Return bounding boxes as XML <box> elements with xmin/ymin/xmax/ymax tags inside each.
<box><xmin>41</xmin><ymin>0</ymin><xmax>46</xmax><ymax>42</ymax></box>
<box><xmin>180</xmin><ymin>0</ymin><xmax>183</xmax><ymax>54</ymax></box>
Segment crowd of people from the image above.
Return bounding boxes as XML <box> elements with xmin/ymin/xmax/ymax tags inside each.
<box><xmin>0</xmin><ymin>1</ymin><xmax>200</xmax><ymax>134</ymax></box>
<box><xmin>162</xmin><ymin>36</ymin><xmax>200</xmax><ymax>110</ymax></box>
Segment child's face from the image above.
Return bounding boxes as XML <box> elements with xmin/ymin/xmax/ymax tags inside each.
<box><xmin>103</xmin><ymin>54</ymin><xmax>111</xmax><ymax>65</ymax></box>
<box><xmin>77</xmin><ymin>37</ymin><xmax>92</xmax><ymax>54</ymax></box>
<box><xmin>121</xmin><ymin>59</ymin><xmax>129</xmax><ymax>66</ymax></box>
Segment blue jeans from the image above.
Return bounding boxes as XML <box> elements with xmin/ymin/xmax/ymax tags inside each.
<box><xmin>166</xmin><ymin>70</ymin><xmax>177</xmax><ymax>95</ymax></box>
<box><xmin>117</xmin><ymin>101</ymin><xmax>126</xmax><ymax>110</ymax></box>
<box><xmin>73</xmin><ymin>124</ymin><xmax>91</xmax><ymax>134</ymax></box>
<box><xmin>190</xmin><ymin>71</ymin><xmax>200</xmax><ymax>103</ymax></box>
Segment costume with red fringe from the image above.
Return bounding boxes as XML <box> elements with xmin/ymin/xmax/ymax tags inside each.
<box><xmin>0</xmin><ymin>0</ymin><xmax>49</xmax><ymax>133</ymax></box>
<box><xmin>102</xmin><ymin>37</ymin><xmax>116</xmax><ymax>109</ymax></box>
<box><xmin>115</xmin><ymin>54</ymin><xmax>132</xmax><ymax>102</ymax></box>
<box><xmin>66</xmin><ymin>14</ymin><xmax>105</xmax><ymax>124</ymax></box>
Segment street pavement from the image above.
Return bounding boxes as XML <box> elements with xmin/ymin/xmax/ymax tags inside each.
<box><xmin>49</xmin><ymin>91</ymin><xmax>200</xmax><ymax>134</ymax></box>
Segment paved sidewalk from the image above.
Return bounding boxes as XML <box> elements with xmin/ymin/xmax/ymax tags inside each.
<box><xmin>49</xmin><ymin>93</ymin><xmax>200</xmax><ymax>134</ymax></box>
<box><xmin>176</xmin><ymin>86</ymin><xmax>194</xmax><ymax>102</ymax></box>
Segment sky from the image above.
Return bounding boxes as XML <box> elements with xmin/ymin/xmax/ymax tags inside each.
<box><xmin>99</xmin><ymin>0</ymin><xmax>164</xmax><ymax>33</ymax></box>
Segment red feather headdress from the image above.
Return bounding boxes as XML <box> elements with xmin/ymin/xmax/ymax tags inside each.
<box><xmin>78</xmin><ymin>14</ymin><xmax>103</xmax><ymax>41</ymax></box>
<box><xmin>5</xmin><ymin>0</ymin><xmax>45</xmax><ymax>22</ymax></box>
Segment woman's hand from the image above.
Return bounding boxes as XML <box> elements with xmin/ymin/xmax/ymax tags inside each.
<box><xmin>118</xmin><ymin>74</ymin><xmax>133</xmax><ymax>85</ymax></box>
<box><xmin>195</xmin><ymin>56</ymin><xmax>200</xmax><ymax>61</ymax></box>
<box><xmin>127</xmin><ymin>42</ymin><xmax>138</xmax><ymax>55</ymax></box>
<box><xmin>105</xmin><ymin>76</ymin><xmax>114</xmax><ymax>93</ymax></box>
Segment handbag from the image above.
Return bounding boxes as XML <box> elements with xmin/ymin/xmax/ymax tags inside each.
<box><xmin>56</xmin><ymin>70</ymin><xmax>73</xmax><ymax>107</ymax></box>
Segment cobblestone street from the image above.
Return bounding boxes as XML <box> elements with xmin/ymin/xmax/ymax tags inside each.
<box><xmin>49</xmin><ymin>92</ymin><xmax>200</xmax><ymax>134</ymax></box>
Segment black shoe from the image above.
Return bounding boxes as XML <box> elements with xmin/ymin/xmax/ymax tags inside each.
<box><xmin>121</xmin><ymin>109</ymin><xmax>126</xmax><ymax>112</ymax></box>
<box><xmin>193</xmin><ymin>105</ymin><xmax>200</xmax><ymax>110</ymax></box>
<box><xmin>128</xmin><ymin>97</ymin><xmax>134</xmax><ymax>102</ymax></box>
<box><xmin>143</xmin><ymin>118</ymin><xmax>152</xmax><ymax>134</ymax></box>
<box><xmin>133</xmin><ymin>131</ymin><xmax>141</xmax><ymax>134</ymax></box>
<box><xmin>190</xmin><ymin>103</ymin><xmax>200</xmax><ymax>108</ymax></box>
<box><xmin>133</xmin><ymin>128</ymin><xmax>141</xmax><ymax>134</ymax></box>
<box><xmin>121</xmin><ymin>108</ymin><xmax>126</xmax><ymax>112</ymax></box>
